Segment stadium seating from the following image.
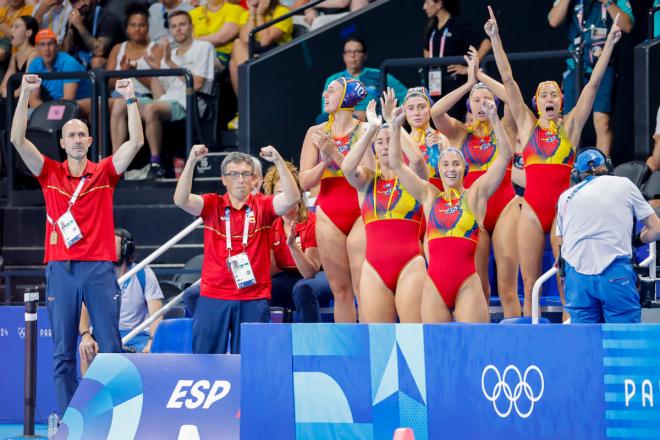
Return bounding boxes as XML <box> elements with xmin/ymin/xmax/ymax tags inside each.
<box><xmin>150</xmin><ymin>318</ymin><xmax>193</xmax><ymax>354</ymax></box>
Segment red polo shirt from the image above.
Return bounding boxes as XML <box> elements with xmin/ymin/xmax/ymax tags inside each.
<box><xmin>199</xmin><ymin>192</ymin><xmax>277</xmax><ymax>301</ymax></box>
<box><xmin>271</xmin><ymin>213</ymin><xmax>317</xmax><ymax>272</ymax></box>
<box><xmin>37</xmin><ymin>156</ymin><xmax>120</xmax><ymax>262</ymax></box>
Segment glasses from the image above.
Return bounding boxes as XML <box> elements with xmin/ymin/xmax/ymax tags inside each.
<box><xmin>224</xmin><ymin>171</ymin><xmax>254</xmax><ymax>180</ymax></box>
<box><xmin>343</xmin><ymin>49</ymin><xmax>364</xmax><ymax>55</ymax></box>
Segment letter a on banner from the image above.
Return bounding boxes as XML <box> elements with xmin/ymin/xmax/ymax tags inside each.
<box><xmin>178</xmin><ymin>425</ymin><xmax>201</xmax><ymax>440</ymax></box>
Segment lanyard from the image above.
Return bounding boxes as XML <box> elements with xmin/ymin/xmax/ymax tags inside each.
<box><xmin>373</xmin><ymin>174</ymin><xmax>398</xmax><ymax>220</ymax></box>
<box><xmin>428</xmin><ymin>28</ymin><xmax>449</xmax><ymax>58</ymax></box>
<box><xmin>46</xmin><ymin>176</ymin><xmax>87</xmax><ymax>225</ymax></box>
<box><xmin>225</xmin><ymin>207</ymin><xmax>251</xmax><ymax>251</ymax></box>
<box><xmin>564</xmin><ymin>175</ymin><xmax>598</xmax><ymax>203</ymax></box>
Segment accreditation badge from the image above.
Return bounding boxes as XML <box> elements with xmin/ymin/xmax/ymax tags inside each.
<box><xmin>56</xmin><ymin>211</ymin><xmax>83</xmax><ymax>248</ymax></box>
<box><xmin>429</xmin><ymin>69</ymin><xmax>442</xmax><ymax>97</ymax></box>
<box><xmin>227</xmin><ymin>252</ymin><xmax>257</xmax><ymax>289</ymax></box>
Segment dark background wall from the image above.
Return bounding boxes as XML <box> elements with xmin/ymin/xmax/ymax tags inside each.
<box><xmin>240</xmin><ymin>0</ymin><xmax>657</xmax><ymax>166</ymax></box>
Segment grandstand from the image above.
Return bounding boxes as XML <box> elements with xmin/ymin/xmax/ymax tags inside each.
<box><xmin>1</xmin><ymin>0</ymin><xmax>660</xmax><ymax>438</ymax></box>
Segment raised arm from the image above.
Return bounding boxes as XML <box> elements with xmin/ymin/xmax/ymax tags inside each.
<box><xmin>389</xmin><ymin>109</ymin><xmax>436</xmax><ymax>206</ymax></box>
<box><xmin>10</xmin><ymin>75</ymin><xmax>45</xmax><ymax>176</ymax></box>
<box><xmin>112</xmin><ymin>80</ymin><xmax>145</xmax><ymax>173</ymax></box>
<box><xmin>548</xmin><ymin>0</ymin><xmax>571</xmax><ymax>28</ymax></box>
<box><xmin>565</xmin><ymin>14</ymin><xmax>622</xmax><ymax>143</ymax></box>
<box><xmin>341</xmin><ymin>100</ymin><xmax>381</xmax><ymax>190</ymax></box>
<box><xmin>261</xmin><ymin>146</ymin><xmax>301</xmax><ymax>215</ymax></box>
<box><xmin>472</xmin><ymin>100</ymin><xmax>513</xmax><ymax>202</ymax></box>
<box><xmin>173</xmin><ymin>145</ymin><xmax>206</xmax><ymax>216</ymax></box>
<box><xmin>484</xmin><ymin>6</ymin><xmax>535</xmax><ymax>134</ymax></box>
<box><xmin>431</xmin><ymin>53</ymin><xmax>477</xmax><ymax>140</ymax></box>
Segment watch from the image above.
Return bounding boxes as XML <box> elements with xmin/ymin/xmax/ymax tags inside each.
<box><xmin>126</xmin><ymin>97</ymin><xmax>138</xmax><ymax>105</ymax></box>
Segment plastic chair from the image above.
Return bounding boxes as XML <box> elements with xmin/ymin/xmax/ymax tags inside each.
<box><xmin>499</xmin><ymin>316</ymin><xmax>550</xmax><ymax>324</ymax></box>
<box><xmin>150</xmin><ymin>318</ymin><xmax>193</xmax><ymax>354</ymax></box>
<box><xmin>164</xmin><ymin>305</ymin><xmax>186</xmax><ymax>320</ymax></box>
<box><xmin>642</xmin><ymin>171</ymin><xmax>660</xmax><ymax>200</ymax></box>
<box><xmin>173</xmin><ymin>254</ymin><xmax>203</xmax><ymax>289</ymax></box>
<box><xmin>159</xmin><ymin>279</ymin><xmax>183</xmax><ymax>301</ymax></box>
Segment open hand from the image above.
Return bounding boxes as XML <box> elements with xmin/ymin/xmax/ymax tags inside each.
<box><xmin>465</xmin><ymin>52</ymin><xmax>478</xmax><ymax>85</ymax></box>
<box><xmin>285</xmin><ymin>221</ymin><xmax>298</xmax><ymax>247</ymax></box>
<box><xmin>365</xmin><ymin>100</ymin><xmax>383</xmax><ymax>127</ymax></box>
<box><xmin>447</xmin><ymin>64</ymin><xmax>468</xmax><ymax>76</ymax></box>
<box><xmin>380</xmin><ymin>87</ymin><xmax>397</xmax><ymax>124</ymax></box>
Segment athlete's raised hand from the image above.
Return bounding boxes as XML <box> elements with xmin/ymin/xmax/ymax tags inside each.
<box><xmin>365</xmin><ymin>100</ymin><xmax>383</xmax><ymax>127</ymax></box>
<box><xmin>380</xmin><ymin>87</ymin><xmax>397</xmax><ymax>124</ymax></box>
<box><xmin>608</xmin><ymin>13</ymin><xmax>622</xmax><ymax>45</ymax></box>
<box><xmin>484</xmin><ymin>5</ymin><xmax>499</xmax><ymax>38</ymax></box>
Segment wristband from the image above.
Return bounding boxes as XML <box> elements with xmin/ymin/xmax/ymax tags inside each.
<box><xmin>126</xmin><ymin>97</ymin><xmax>138</xmax><ymax>105</ymax></box>
<box><xmin>80</xmin><ymin>330</ymin><xmax>92</xmax><ymax>338</ymax></box>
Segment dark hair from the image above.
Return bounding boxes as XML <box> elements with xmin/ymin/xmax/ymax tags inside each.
<box><xmin>343</xmin><ymin>36</ymin><xmax>367</xmax><ymax>54</ymax></box>
<box><xmin>424</xmin><ymin>0</ymin><xmax>461</xmax><ymax>38</ymax></box>
<box><xmin>18</xmin><ymin>16</ymin><xmax>39</xmax><ymax>47</ymax></box>
<box><xmin>124</xmin><ymin>2</ymin><xmax>150</xmax><ymax>28</ymax></box>
<box><xmin>168</xmin><ymin>9</ymin><xmax>192</xmax><ymax>24</ymax></box>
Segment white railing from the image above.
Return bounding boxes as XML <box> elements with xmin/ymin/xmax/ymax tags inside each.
<box><xmin>118</xmin><ymin>218</ymin><xmax>203</xmax><ymax>345</ymax></box>
<box><xmin>531</xmin><ymin>266</ymin><xmax>558</xmax><ymax>325</ymax></box>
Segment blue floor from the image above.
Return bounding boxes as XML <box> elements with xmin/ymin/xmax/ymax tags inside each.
<box><xmin>0</xmin><ymin>424</ymin><xmax>47</xmax><ymax>439</ymax></box>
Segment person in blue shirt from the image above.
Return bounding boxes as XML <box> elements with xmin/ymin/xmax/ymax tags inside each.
<box><xmin>548</xmin><ymin>0</ymin><xmax>634</xmax><ymax>157</ymax></box>
<box><xmin>27</xmin><ymin>28</ymin><xmax>92</xmax><ymax>116</ymax></box>
<box><xmin>319</xmin><ymin>36</ymin><xmax>407</xmax><ymax>122</ymax></box>
<box><xmin>654</xmin><ymin>0</ymin><xmax>660</xmax><ymax>39</ymax></box>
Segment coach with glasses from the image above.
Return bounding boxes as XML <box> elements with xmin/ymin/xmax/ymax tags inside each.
<box><xmin>556</xmin><ymin>148</ymin><xmax>660</xmax><ymax>323</ymax></box>
<box><xmin>174</xmin><ymin>146</ymin><xmax>300</xmax><ymax>354</ymax></box>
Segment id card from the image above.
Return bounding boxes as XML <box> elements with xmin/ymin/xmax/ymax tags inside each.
<box><xmin>429</xmin><ymin>69</ymin><xmax>442</xmax><ymax>97</ymax></box>
<box><xmin>227</xmin><ymin>252</ymin><xmax>256</xmax><ymax>289</ymax></box>
<box><xmin>590</xmin><ymin>27</ymin><xmax>607</xmax><ymax>40</ymax></box>
<box><xmin>56</xmin><ymin>211</ymin><xmax>83</xmax><ymax>248</ymax></box>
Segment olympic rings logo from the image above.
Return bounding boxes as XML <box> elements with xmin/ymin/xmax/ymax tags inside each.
<box><xmin>481</xmin><ymin>364</ymin><xmax>544</xmax><ymax>418</ymax></box>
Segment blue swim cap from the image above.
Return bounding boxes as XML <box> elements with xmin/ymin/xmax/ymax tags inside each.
<box><xmin>335</xmin><ymin>77</ymin><xmax>367</xmax><ymax>110</ymax></box>
<box><xmin>575</xmin><ymin>148</ymin><xmax>606</xmax><ymax>173</ymax></box>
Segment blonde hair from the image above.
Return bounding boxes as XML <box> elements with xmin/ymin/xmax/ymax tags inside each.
<box><xmin>263</xmin><ymin>161</ymin><xmax>308</xmax><ymax>223</ymax></box>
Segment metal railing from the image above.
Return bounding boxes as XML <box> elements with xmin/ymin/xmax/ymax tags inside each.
<box><xmin>379</xmin><ymin>50</ymin><xmax>576</xmax><ymax>100</ymax></box>
<box><xmin>248</xmin><ymin>0</ymin><xmax>326</xmax><ymax>59</ymax></box>
<box><xmin>5</xmin><ymin>71</ymin><xmax>98</xmax><ymax>204</ymax></box>
<box><xmin>531</xmin><ymin>266</ymin><xmax>559</xmax><ymax>325</ymax></box>
<box><xmin>97</xmin><ymin>69</ymin><xmax>195</xmax><ymax>158</ymax></box>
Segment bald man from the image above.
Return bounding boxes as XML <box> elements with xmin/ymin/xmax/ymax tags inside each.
<box><xmin>10</xmin><ymin>74</ymin><xmax>145</xmax><ymax>415</ymax></box>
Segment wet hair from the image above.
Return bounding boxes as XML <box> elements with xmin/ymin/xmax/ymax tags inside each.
<box><xmin>124</xmin><ymin>2</ymin><xmax>150</xmax><ymax>29</ymax></box>
<box><xmin>343</xmin><ymin>36</ymin><xmax>367</xmax><ymax>54</ymax></box>
<box><xmin>263</xmin><ymin>161</ymin><xmax>308</xmax><ymax>223</ymax></box>
<box><xmin>17</xmin><ymin>16</ymin><xmax>39</xmax><ymax>47</ymax></box>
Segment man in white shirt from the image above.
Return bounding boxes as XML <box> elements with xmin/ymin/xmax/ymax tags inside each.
<box><xmin>142</xmin><ymin>9</ymin><xmax>215</xmax><ymax>179</ymax></box>
<box><xmin>556</xmin><ymin>148</ymin><xmax>660</xmax><ymax>323</ymax></box>
<box><xmin>79</xmin><ymin>228</ymin><xmax>164</xmax><ymax>373</ymax></box>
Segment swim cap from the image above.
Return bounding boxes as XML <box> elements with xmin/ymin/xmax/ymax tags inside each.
<box><xmin>404</xmin><ymin>86</ymin><xmax>431</xmax><ymax>105</ymax></box>
<box><xmin>335</xmin><ymin>77</ymin><xmax>367</xmax><ymax>110</ymax></box>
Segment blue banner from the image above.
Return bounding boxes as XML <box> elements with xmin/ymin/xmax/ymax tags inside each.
<box><xmin>57</xmin><ymin>353</ymin><xmax>240</xmax><ymax>440</ymax></box>
<box><xmin>0</xmin><ymin>306</ymin><xmax>57</xmax><ymax>423</ymax></box>
<box><xmin>240</xmin><ymin>323</ymin><xmax>660</xmax><ymax>440</ymax></box>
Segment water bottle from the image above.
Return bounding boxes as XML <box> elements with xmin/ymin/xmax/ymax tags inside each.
<box><xmin>47</xmin><ymin>411</ymin><xmax>59</xmax><ymax>440</ymax></box>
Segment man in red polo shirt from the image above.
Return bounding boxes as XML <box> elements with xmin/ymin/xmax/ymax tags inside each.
<box><xmin>174</xmin><ymin>144</ymin><xmax>300</xmax><ymax>354</ymax></box>
<box><xmin>10</xmin><ymin>74</ymin><xmax>145</xmax><ymax>414</ymax></box>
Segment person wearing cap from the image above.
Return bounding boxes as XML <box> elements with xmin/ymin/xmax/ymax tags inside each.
<box><xmin>27</xmin><ymin>28</ymin><xmax>92</xmax><ymax>113</ymax></box>
<box><xmin>10</xmin><ymin>74</ymin><xmax>145</xmax><ymax>414</ymax></box>
<box><xmin>556</xmin><ymin>148</ymin><xmax>660</xmax><ymax>323</ymax></box>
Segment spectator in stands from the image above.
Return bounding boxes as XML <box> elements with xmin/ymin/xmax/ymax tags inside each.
<box><xmin>548</xmin><ymin>0</ymin><xmax>634</xmax><ymax>156</ymax></box>
<box><xmin>0</xmin><ymin>15</ymin><xmax>38</xmax><ymax>97</ymax></box>
<box><xmin>263</xmin><ymin>161</ymin><xmax>333</xmax><ymax>322</ymax></box>
<box><xmin>318</xmin><ymin>36</ymin><xmax>407</xmax><ymax>123</ymax></box>
<box><xmin>251</xmin><ymin>155</ymin><xmax>263</xmax><ymax>194</ymax></box>
<box><xmin>174</xmin><ymin>146</ymin><xmax>300</xmax><ymax>354</ymax></box>
<box><xmin>655</xmin><ymin>0</ymin><xmax>660</xmax><ymax>39</ymax></box>
<box><xmin>78</xmin><ymin>228</ymin><xmax>165</xmax><ymax>374</ymax></box>
<box><xmin>189</xmin><ymin>0</ymin><xmax>243</xmax><ymax>68</ymax></box>
<box><xmin>226</xmin><ymin>0</ymin><xmax>293</xmax><ymax>130</ymax></box>
<box><xmin>148</xmin><ymin>0</ymin><xmax>194</xmax><ymax>44</ymax></box>
<box><xmin>108</xmin><ymin>2</ymin><xmax>164</xmax><ymax>153</ymax></box>
<box><xmin>557</xmin><ymin>148</ymin><xmax>660</xmax><ymax>323</ymax></box>
<box><xmin>27</xmin><ymin>28</ymin><xmax>92</xmax><ymax>114</ymax></box>
<box><xmin>10</xmin><ymin>76</ymin><xmax>145</xmax><ymax>415</ymax></box>
<box><xmin>302</xmin><ymin>0</ymin><xmax>369</xmax><ymax>30</ymax></box>
<box><xmin>0</xmin><ymin>36</ymin><xmax>9</xmax><ymax>86</ymax></box>
<box><xmin>139</xmin><ymin>10</ymin><xmax>214</xmax><ymax>179</ymax></box>
<box><xmin>646</xmin><ymin>106</ymin><xmax>660</xmax><ymax>171</ymax></box>
<box><xmin>63</xmin><ymin>0</ymin><xmax>124</xmax><ymax>69</ymax></box>
<box><xmin>0</xmin><ymin>0</ymin><xmax>33</xmax><ymax>38</ymax></box>
<box><xmin>422</xmin><ymin>0</ymin><xmax>491</xmax><ymax>118</ymax></box>
<box><xmin>33</xmin><ymin>0</ymin><xmax>72</xmax><ymax>44</ymax></box>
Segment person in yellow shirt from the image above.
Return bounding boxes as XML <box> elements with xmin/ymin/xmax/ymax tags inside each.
<box><xmin>227</xmin><ymin>0</ymin><xmax>292</xmax><ymax>129</ymax></box>
<box><xmin>189</xmin><ymin>0</ymin><xmax>243</xmax><ymax>66</ymax></box>
<box><xmin>0</xmin><ymin>0</ymin><xmax>33</xmax><ymax>38</ymax></box>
